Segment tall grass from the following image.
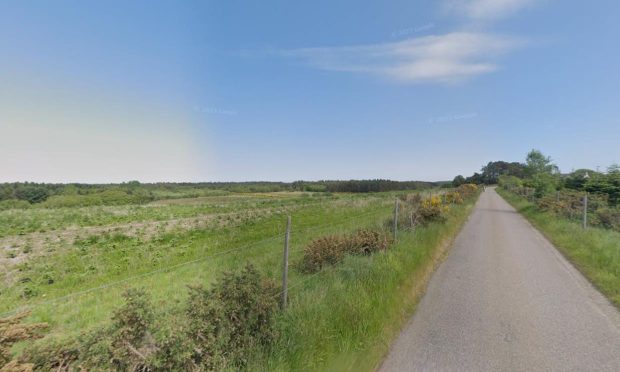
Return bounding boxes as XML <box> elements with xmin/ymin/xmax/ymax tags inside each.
<box><xmin>251</xmin><ymin>197</ymin><xmax>477</xmax><ymax>371</ymax></box>
<box><xmin>498</xmin><ymin>189</ymin><xmax>620</xmax><ymax>308</ymax></box>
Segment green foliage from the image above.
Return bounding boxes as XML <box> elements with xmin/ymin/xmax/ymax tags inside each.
<box><xmin>21</xmin><ymin>266</ymin><xmax>279</xmax><ymax>371</ymax></box>
<box><xmin>498</xmin><ymin>189</ymin><xmax>620</xmax><ymax>308</ymax></box>
<box><xmin>525</xmin><ymin>149</ymin><xmax>558</xmax><ymax>176</ymax></box>
<box><xmin>14</xmin><ymin>185</ymin><xmax>50</xmax><ymax>204</ymax></box>
<box><xmin>594</xmin><ymin>208</ymin><xmax>620</xmax><ymax>231</ymax></box>
<box><xmin>2</xmin><ymin>189</ymin><xmax>477</xmax><ymax>371</ymax></box>
<box><xmin>109</xmin><ymin>288</ymin><xmax>156</xmax><ymax>370</ymax></box>
<box><xmin>0</xmin><ymin>199</ymin><xmax>31</xmax><ymax>211</ymax></box>
<box><xmin>522</xmin><ymin>150</ymin><xmax>560</xmax><ymax>197</ymax></box>
<box><xmin>452</xmin><ymin>175</ymin><xmax>466</xmax><ymax>187</ymax></box>
<box><xmin>480</xmin><ymin>161</ymin><xmax>526</xmax><ymax>184</ymax></box>
<box><xmin>498</xmin><ymin>175</ymin><xmax>523</xmax><ymax>189</ymax></box>
<box><xmin>315</xmin><ymin>180</ymin><xmax>434</xmax><ymax>193</ymax></box>
<box><xmin>186</xmin><ymin>264</ymin><xmax>278</xmax><ymax>370</ymax></box>
<box><xmin>0</xmin><ymin>180</ymin><xmax>437</xmax><ymax>209</ymax></box>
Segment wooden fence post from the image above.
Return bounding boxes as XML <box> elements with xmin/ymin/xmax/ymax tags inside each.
<box><xmin>393</xmin><ymin>198</ymin><xmax>399</xmax><ymax>242</ymax></box>
<box><xmin>582</xmin><ymin>193</ymin><xmax>588</xmax><ymax>229</ymax></box>
<box><xmin>281</xmin><ymin>216</ymin><xmax>291</xmax><ymax>309</ymax></box>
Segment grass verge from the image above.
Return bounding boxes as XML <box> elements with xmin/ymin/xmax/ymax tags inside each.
<box><xmin>252</xmin><ymin>195</ymin><xmax>478</xmax><ymax>371</ymax></box>
<box><xmin>497</xmin><ymin>188</ymin><xmax>620</xmax><ymax>308</ymax></box>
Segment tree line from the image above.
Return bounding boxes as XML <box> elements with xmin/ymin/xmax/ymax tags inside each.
<box><xmin>0</xmin><ymin>179</ymin><xmax>437</xmax><ymax>208</ymax></box>
<box><xmin>453</xmin><ymin>149</ymin><xmax>620</xmax><ymax>206</ymax></box>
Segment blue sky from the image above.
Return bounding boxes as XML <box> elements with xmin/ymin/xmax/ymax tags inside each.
<box><xmin>1</xmin><ymin>0</ymin><xmax>619</xmax><ymax>182</ymax></box>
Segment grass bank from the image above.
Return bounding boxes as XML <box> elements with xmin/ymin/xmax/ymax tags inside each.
<box><xmin>254</xmin><ymin>195</ymin><xmax>478</xmax><ymax>371</ymax></box>
<box><xmin>497</xmin><ymin>188</ymin><xmax>620</xmax><ymax>308</ymax></box>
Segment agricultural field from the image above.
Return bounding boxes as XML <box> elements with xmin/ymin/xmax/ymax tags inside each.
<box><xmin>1</xmin><ymin>186</ymin><xmax>479</xmax><ymax>370</ymax></box>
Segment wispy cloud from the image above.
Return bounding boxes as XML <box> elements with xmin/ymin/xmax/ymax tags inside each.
<box><xmin>283</xmin><ymin>32</ymin><xmax>522</xmax><ymax>84</ymax></box>
<box><xmin>443</xmin><ymin>0</ymin><xmax>538</xmax><ymax>21</ymax></box>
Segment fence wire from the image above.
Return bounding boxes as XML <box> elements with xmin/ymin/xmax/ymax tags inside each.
<box><xmin>1</xmin><ymin>202</ymin><xmax>393</xmax><ymax>318</ymax></box>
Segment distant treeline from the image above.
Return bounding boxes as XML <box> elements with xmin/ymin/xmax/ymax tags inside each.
<box><xmin>292</xmin><ymin>180</ymin><xmax>435</xmax><ymax>193</ymax></box>
<box><xmin>0</xmin><ymin>179</ymin><xmax>436</xmax><ymax>209</ymax></box>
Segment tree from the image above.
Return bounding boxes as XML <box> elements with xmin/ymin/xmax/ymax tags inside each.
<box><xmin>564</xmin><ymin>169</ymin><xmax>597</xmax><ymax>190</ymax></box>
<box><xmin>525</xmin><ymin>150</ymin><xmax>558</xmax><ymax>177</ymax></box>
<box><xmin>480</xmin><ymin>161</ymin><xmax>527</xmax><ymax>184</ymax></box>
<box><xmin>452</xmin><ymin>175</ymin><xmax>466</xmax><ymax>187</ymax></box>
<box><xmin>524</xmin><ymin>149</ymin><xmax>560</xmax><ymax>197</ymax></box>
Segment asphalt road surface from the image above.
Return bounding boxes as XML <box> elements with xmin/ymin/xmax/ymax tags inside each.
<box><xmin>379</xmin><ymin>187</ymin><xmax>620</xmax><ymax>371</ymax></box>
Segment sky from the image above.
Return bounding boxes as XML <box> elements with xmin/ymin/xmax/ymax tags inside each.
<box><xmin>1</xmin><ymin>0</ymin><xmax>619</xmax><ymax>183</ymax></box>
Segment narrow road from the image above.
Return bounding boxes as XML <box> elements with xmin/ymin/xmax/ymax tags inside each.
<box><xmin>379</xmin><ymin>188</ymin><xmax>620</xmax><ymax>371</ymax></box>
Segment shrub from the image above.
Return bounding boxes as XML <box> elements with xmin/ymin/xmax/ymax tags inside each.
<box><xmin>456</xmin><ymin>184</ymin><xmax>478</xmax><ymax>199</ymax></box>
<box><xmin>347</xmin><ymin>229</ymin><xmax>391</xmax><ymax>255</ymax></box>
<box><xmin>108</xmin><ymin>288</ymin><xmax>157</xmax><ymax>370</ymax></box>
<box><xmin>300</xmin><ymin>235</ymin><xmax>348</xmax><ymax>273</ymax></box>
<box><xmin>19</xmin><ymin>338</ymin><xmax>79</xmax><ymax>371</ymax></box>
<box><xmin>595</xmin><ymin>208</ymin><xmax>620</xmax><ymax>231</ymax></box>
<box><xmin>444</xmin><ymin>191</ymin><xmax>463</xmax><ymax>204</ymax></box>
<box><xmin>186</xmin><ymin>264</ymin><xmax>278</xmax><ymax>370</ymax></box>
<box><xmin>300</xmin><ymin>229</ymin><xmax>392</xmax><ymax>273</ymax></box>
<box><xmin>0</xmin><ymin>200</ymin><xmax>31</xmax><ymax>211</ymax></box>
<box><xmin>415</xmin><ymin>196</ymin><xmax>447</xmax><ymax>225</ymax></box>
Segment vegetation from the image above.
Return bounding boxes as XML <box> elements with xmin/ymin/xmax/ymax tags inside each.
<box><xmin>461</xmin><ymin>149</ymin><xmax>620</xmax><ymax>308</ymax></box>
<box><xmin>453</xmin><ymin>161</ymin><xmax>526</xmax><ymax>186</ymax></box>
<box><xmin>1</xmin><ymin>185</ymin><xmax>480</xmax><ymax>370</ymax></box>
<box><xmin>1</xmin><ymin>312</ymin><xmax>47</xmax><ymax>371</ymax></box>
<box><xmin>497</xmin><ymin>189</ymin><xmax>620</xmax><ymax>308</ymax></box>
<box><xmin>0</xmin><ymin>180</ymin><xmax>437</xmax><ymax>210</ymax></box>
<box><xmin>300</xmin><ymin>229</ymin><xmax>393</xmax><ymax>273</ymax></box>
<box><xmin>452</xmin><ymin>149</ymin><xmax>620</xmax><ymax>310</ymax></box>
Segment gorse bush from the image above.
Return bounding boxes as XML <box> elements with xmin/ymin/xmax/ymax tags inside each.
<box><xmin>444</xmin><ymin>191</ymin><xmax>463</xmax><ymax>204</ymax></box>
<box><xmin>456</xmin><ymin>184</ymin><xmax>478</xmax><ymax>199</ymax></box>
<box><xmin>392</xmin><ymin>188</ymin><xmax>480</xmax><ymax>230</ymax></box>
<box><xmin>300</xmin><ymin>235</ymin><xmax>348</xmax><ymax>273</ymax></box>
<box><xmin>24</xmin><ymin>289</ymin><xmax>158</xmax><ymax>371</ymax></box>
<box><xmin>19</xmin><ymin>265</ymin><xmax>278</xmax><ymax>371</ymax></box>
<box><xmin>594</xmin><ymin>208</ymin><xmax>620</xmax><ymax>231</ymax></box>
<box><xmin>505</xmin><ymin>185</ymin><xmax>620</xmax><ymax>233</ymax></box>
<box><xmin>416</xmin><ymin>196</ymin><xmax>447</xmax><ymax>225</ymax></box>
<box><xmin>186</xmin><ymin>264</ymin><xmax>278</xmax><ymax>370</ymax></box>
<box><xmin>108</xmin><ymin>288</ymin><xmax>157</xmax><ymax>370</ymax></box>
<box><xmin>0</xmin><ymin>312</ymin><xmax>47</xmax><ymax>371</ymax></box>
<box><xmin>300</xmin><ymin>229</ymin><xmax>393</xmax><ymax>273</ymax></box>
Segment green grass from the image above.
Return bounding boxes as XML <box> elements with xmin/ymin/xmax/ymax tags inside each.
<box><xmin>252</xmin><ymin>196</ymin><xmax>477</xmax><ymax>371</ymax></box>
<box><xmin>4</xmin><ymin>189</ymin><xmax>477</xmax><ymax>370</ymax></box>
<box><xmin>0</xmin><ymin>192</ymin><xmax>333</xmax><ymax>237</ymax></box>
<box><xmin>497</xmin><ymin>188</ymin><xmax>620</xmax><ymax>308</ymax></box>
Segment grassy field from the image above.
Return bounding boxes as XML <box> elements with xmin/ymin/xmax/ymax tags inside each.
<box><xmin>497</xmin><ymin>188</ymin><xmax>620</xmax><ymax>308</ymax></box>
<box><xmin>2</xmin><ymin>188</ymin><xmax>478</xmax><ymax>369</ymax></box>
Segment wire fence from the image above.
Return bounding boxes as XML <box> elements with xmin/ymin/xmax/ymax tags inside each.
<box><xmin>1</xmin><ymin>200</ymin><xmax>394</xmax><ymax>319</ymax></box>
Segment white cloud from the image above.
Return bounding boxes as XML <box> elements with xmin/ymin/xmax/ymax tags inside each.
<box><xmin>443</xmin><ymin>0</ymin><xmax>538</xmax><ymax>21</ymax></box>
<box><xmin>284</xmin><ymin>32</ymin><xmax>522</xmax><ymax>84</ymax></box>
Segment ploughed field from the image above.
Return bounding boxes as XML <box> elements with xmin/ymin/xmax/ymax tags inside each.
<box><xmin>0</xmin><ymin>192</ymin><xmax>394</xmax><ymax>340</ymax></box>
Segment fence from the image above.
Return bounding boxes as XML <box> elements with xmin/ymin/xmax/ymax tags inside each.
<box><xmin>502</xmin><ymin>185</ymin><xmax>620</xmax><ymax>231</ymax></box>
<box><xmin>0</xmin><ymin>201</ymin><xmax>394</xmax><ymax>323</ymax></box>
